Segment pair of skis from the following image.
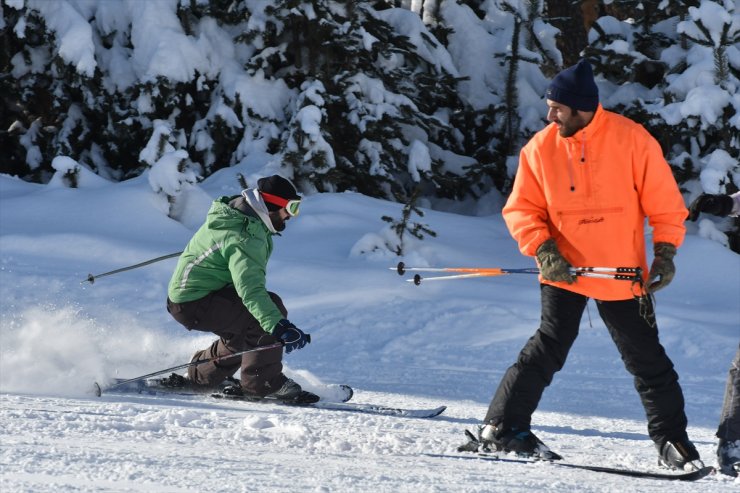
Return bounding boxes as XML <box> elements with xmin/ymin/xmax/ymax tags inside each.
<box><xmin>392</xmin><ymin>262</ymin><xmax>642</xmax><ymax>285</ymax></box>
<box><xmin>93</xmin><ymin>375</ymin><xmax>714</xmax><ymax>481</ymax></box>
<box><xmin>94</xmin><ymin>376</ymin><xmax>447</xmax><ymax>419</ymax></box>
<box><xmin>92</xmin><ymin>343</ymin><xmax>446</xmax><ymax>419</ymax></box>
<box><xmin>445</xmin><ymin>429</ymin><xmax>715</xmax><ymax>482</ymax></box>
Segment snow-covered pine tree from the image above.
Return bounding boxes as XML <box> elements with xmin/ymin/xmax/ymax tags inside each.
<box><xmin>584</xmin><ymin>0</ymin><xmax>697</xmax><ymax>95</ymax></box>
<box><xmin>660</xmin><ymin>0</ymin><xmax>740</xmax><ymax>250</ymax></box>
<box><xmin>281</xmin><ymin>80</ymin><xmax>337</xmax><ymax>189</ymax></box>
<box><xmin>582</xmin><ymin>1</ymin><xmax>687</xmax><ymax>163</ymax></box>
<box><xmin>141</xmin><ymin>119</ymin><xmax>198</xmax><ymax>220</ymax></box>
<box><xmin>381</xmin><ymin>186</ymin><xmax>437</xmax><ymax>256</ymax></box>
<box><xmin>584</xmin><ymin>0</ymin><xmax>738</xmax><ymax>251</ymax></box>
<box><xmin>239</xmin><ymin>0</ymin><xmax>470</xmax><ymax>202</ymax></box>
<box><xmin>1</xmin><ymin>7</ymin><xmax>60</xmax><ymax>182</ymax></box>
<box><xmin>543</xmin><ymin>0</ymin><xmax>589</xmax><ymax>67</ymax></box>
<box><xmin>457</xmin><ymin>0</ymin><xmax>559</xmax><ymax>196</ymax></box>
<box><xmin>4</xmin><ymin>0</ymin><xmax>737</xmax><ymax>253</ymax></box>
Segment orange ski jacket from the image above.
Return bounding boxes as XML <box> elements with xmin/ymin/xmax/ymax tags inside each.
<box><xmin>503</xmin><ymin>105</ymin><xmax>687</xmax><ymax>301</ymax></box>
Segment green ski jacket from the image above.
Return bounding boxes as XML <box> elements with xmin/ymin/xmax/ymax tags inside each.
<box><xmin>168</xmin><ymin>196</ymin><xmax>283</xmax><ymax>333</ymax></box>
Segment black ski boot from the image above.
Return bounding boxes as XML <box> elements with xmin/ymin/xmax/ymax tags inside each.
<box><xmin>717</xmin><ymin>439</ymin><xmax>740</xmax><ymax>477</ymax></box>
<box><xmin>222</xmin><ymin>383</ymin><xmax>244</xmax><ymax>396</ymax></box>
<box><xmin>160</xmin><ymin>373</ymin><xmax>188</xmax><ymax>388</ymax></box>
<box><xmin>656</xmin><ymin>437</ymin><xmax>704</xmax><ymax>471</ymax></box>
<box><xmin>226</xmin><ymin>378</ymin><xmax>320</xmax><ymax>404</ymax></box>
<box><xmin>458</xmin><ymin>425</ymin><xmax>562</xmax><ymax>460</ymax></box>
<box><xmin>267</xmin><ymin>378</ymin><xmax>320</xmax><ymax>404</ymax></box>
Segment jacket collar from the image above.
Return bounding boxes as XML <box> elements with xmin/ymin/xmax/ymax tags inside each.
<box><xmin>565</xmin><ymin>103</ymin><xmax>605</xmax><ymax>142</ymax></box>
<box><xmin>239</xmin><ymin>188</ymin><xmax>278</xmax><ymax>234</ymax></box>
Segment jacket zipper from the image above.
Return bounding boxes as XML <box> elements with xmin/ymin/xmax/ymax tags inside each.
<box><xmin>566</xmin><ymin>132</ymin><xmax>588</xmax><ymax>194</ymax></box>
<box><xmin>566</xmin><ymin>142</ymin><xmax>575</xmax><ymax>192</ymax></box>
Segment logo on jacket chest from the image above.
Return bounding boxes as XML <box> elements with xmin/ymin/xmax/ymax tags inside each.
<box><xmin>578</xmin><ymin>216</ymin><xmax>605</xmax><ymax>225</ymax></box>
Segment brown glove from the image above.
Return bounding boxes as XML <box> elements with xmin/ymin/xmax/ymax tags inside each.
<box><xmin>647</xmin><ymin>242</ymin><xmax>676</xmax><ymax>293</ymax></box>
<box><xmin>536</xmin><ymin>239</ymin><xmax>575</xmax><ymax>284</ymax></box>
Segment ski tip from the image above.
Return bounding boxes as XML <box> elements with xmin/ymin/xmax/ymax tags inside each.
<box><xmin>93</xmin><ymin>382</ymin><xmax>102</xmax><ymax>397</ymax></box>
<box><xmin>339</xmin><ymin>384</ymin><xmax>353</xmax><ymax>403</ymax></box>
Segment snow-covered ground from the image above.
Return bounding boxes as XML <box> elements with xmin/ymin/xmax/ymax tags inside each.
<box><xmin>1</xmin><ymin>169</ymin><xmax>738</xmax><ymax>491</ymax></box>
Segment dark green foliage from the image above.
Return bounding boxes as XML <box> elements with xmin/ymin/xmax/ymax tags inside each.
<box><xmin>61</xmin><ymin>165</ymin><xmax>79</xmax><ymax>188</ymax></box>
<box><xmin>2</xmin><ymin>1</ymin><xmax>474</xmax><ymax>205</ymax></box>
<box><xmin>1</xmin><ymin>0</ymin><xmax>738</xmax><ymax>251</ymax></box>
<box><xmin>543</xmin><ymin>0</ymin><xmax>588</xmax><ymax>68</ymax></box>
<box><xmin>586</xmin><ymin>0</ymin><xmax>738</xmax><ymax>252</ymax></box>
<box><xmin>381</xmin><ymin>187</ymin><xmax>437</xmax><ymax>256</ymax></box>
<box><xmin>463</xmin><ymin>1</ymin><xmax>558</xmax><ymax>196</ymax></box>
<box><xmin>1</xmin><ymin>9</ymin><xmax>54</xmax><ymax>181</ymax></box>
<box><xmin>243</xmin><ymin>0</ymin><xmax>470</xmax><ymax>202</ymax></box>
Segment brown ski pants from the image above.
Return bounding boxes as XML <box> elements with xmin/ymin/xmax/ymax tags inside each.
<box><xmin>167</xmin><ymin>286</ymin><xmax>287</xmax><ymax>396</ymax></box>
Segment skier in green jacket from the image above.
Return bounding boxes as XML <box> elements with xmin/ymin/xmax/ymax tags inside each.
<box><xmin>167</xmin><ymin>174</ymin><xmax>316</xmax><ymax>403</ymax></box>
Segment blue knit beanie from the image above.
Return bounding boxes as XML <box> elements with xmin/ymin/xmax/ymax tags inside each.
<box><xmin>546</xmin><ymin>59</ymin><xmax>599</xmax><ymax>112</ymax></box>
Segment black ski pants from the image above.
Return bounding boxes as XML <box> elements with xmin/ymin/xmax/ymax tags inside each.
<box><xmin>167</xmin><ymin>286</ymin><xmax>287</xmax><ymax>396</ymax></box>
<box><xmin>484</xmin><ymin>284</ymin><xmax>689</xmax><ymax>446</ymax></box>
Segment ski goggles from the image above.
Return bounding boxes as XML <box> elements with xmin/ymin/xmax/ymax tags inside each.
<box><xmin>260</xmin><ymin>191</ymin><xmax>301</xmax><ymax>216</ymax></box>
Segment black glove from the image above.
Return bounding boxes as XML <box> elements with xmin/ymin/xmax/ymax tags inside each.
<box><xmin>536</xmin><ymin>239</ymin><xmax>575</xmax><ymax>284</ymax></box>
<box><xmin>688</xmin><ymin>194</ymin><xmax>734</xmax><ymax>221</ymax></box>
<box><xmin>273</xmin><ymin>319</ymin><xmax>310</xmax><ymax>354</ymax></box>
<box><xmin>647</xmin><ymin>242</ymin><xmax>676</xmax><ymax>293</ymax></box>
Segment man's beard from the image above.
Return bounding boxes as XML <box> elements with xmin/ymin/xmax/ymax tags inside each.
<box><xmin>558</xmin><ymin>111</ymin><xmax>588</xmax><ymax>137</ymax></box>
<box><xmin>269</xmin><ymin>211</ymin><xmax>286</xmax><ymax>231</ymax></box>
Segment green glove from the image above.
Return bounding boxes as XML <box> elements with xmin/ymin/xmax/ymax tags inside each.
<box><xmin>536</xmin><ymin>239</ymin><xmax>575</xmax><ymax>284</ymax></box>
<box><xmin>647</xmin><ymin>242</ymin><xmax>677</xmax><ymax>293</ymax></box>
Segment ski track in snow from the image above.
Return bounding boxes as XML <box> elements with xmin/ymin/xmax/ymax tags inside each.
<box><xmin>1</xmin><ymin>391</ymin><xmax>736</xmax><ymax>492</ymax></box>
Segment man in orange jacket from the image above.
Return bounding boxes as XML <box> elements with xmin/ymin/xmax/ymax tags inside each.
<box><xmin>468</xmin><ymin>59</ymin><xmax>702</xmax><ymax>471</ymax></box>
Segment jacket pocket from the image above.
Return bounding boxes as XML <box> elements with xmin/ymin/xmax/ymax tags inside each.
<box><xmin>555</xmin><ymin>206</ymin><xmax>624</xmax><ymax>230</ymax></box>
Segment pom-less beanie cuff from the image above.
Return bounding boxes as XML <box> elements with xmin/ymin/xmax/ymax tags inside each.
<box><xmin>546</xmin><ymin>87</ymin><xmax>598</xmax><ymax>112</ymax></box>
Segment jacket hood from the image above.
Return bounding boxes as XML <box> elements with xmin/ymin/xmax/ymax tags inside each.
<box><xmin>241</xmin><ymin>188</ymin><xmax>277</xmax><ymax>234</ymax></box>
<box><xmin>205</xmin><ymin>195</ymin><xmax>275</xmax><ymax>234</ymax></box>
<box><xmin>205</xmin><ymin>197</ymin><xmax>245</xmax><ymax>229</ymax></box>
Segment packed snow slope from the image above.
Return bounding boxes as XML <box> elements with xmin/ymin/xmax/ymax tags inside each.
<box><xmin>1</xmin><ymin>170</ymin><xmax>738</xmax><ymax>492</ymax></box>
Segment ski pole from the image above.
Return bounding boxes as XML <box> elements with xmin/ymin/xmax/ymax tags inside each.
<box><xmin>393</xmin><ymin>262</ymin><xmax>539</xmax><ymax>276</ymax></box>
<box><xmin>406</xmin><ymin>272</ymin><xmax>524</xmax><ymax>284</ymax></box>
<box><xmin>392</xmin><ymin>262</ymin><xmax>642</xmax><ymax>285</ymax></box>
<box><xmin>82</xmin><ymin>252</ymin><xmax>182</xmax><ymax>284</ymax></box>
<box><xmin>94</xmin><ymin>342</ymin><xmax>286</xmax><ymax>396</ymax></box>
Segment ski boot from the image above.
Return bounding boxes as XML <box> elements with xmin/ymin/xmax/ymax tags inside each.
<box><xmin>223</xmin><ymin>378</ymin><xmax>320</xmax><ymax>404</ymax></box>
<box><xmin>267</xmin><ymin>378</ymin><xmax>320</xmax><ymax>404</ymax></box>
<box><xmin>458</xmin><ymin>424</ymin><xmax>562</xmax><ymax>460</ymax></box>
<box><xmin>159</xmin><ymin>372</ymin><xmax>189</xmax><ymax>388</ymax></box>
<box><xmin>657</xmin><ymin>437</ymin><xmax>704</xmax><ymax>471</ymax></box>
<box><xmin>717</xmin><ymin>439</ymin><xmax>740</xmax><ymax>477</ymax></box>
